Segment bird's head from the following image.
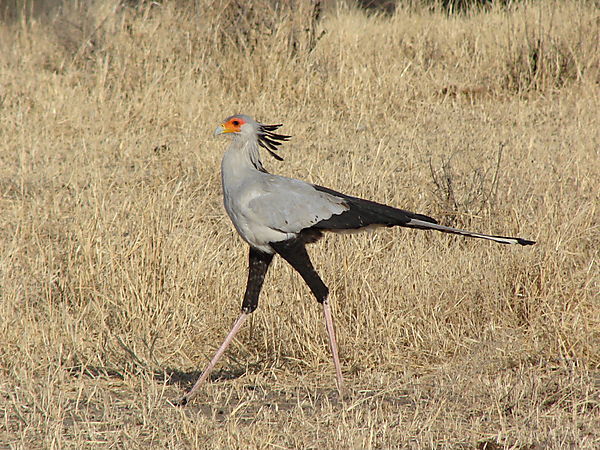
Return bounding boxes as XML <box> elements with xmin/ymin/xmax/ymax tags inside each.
<box><xmin>214</xmin><ymin>114</ymin><xmax>257</xmax><ymax>137</ymax></box>
<box><xmin>215</xmin><ymin>114</ymin><xmax>291</xmax><ymax>161</ymax></box>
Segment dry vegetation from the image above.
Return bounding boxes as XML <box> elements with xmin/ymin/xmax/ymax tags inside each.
<box><xmin>1</xmin><ymin>0</ymin><xmax>599</xmax><ymax>448</ymax></box>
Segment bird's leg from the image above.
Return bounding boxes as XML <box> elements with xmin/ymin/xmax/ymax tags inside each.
<box><xmin>322</xmin><ymin>297</ymin><xmax>344</xmax><ymax>392</ymax></box>
<box><xmin>271</xmin><ymin>238</ymin><xmax>345</xmax><ymax>392</ymax></box>
<box><xmin>176</xmin><ymin>248</ymin><xmax>274</xmax><ymax>406</ymax></box>
<box><xmin>177</xmin><ymin>312</ymin><xmax>248</xmax><ymax>405</ymax></box>
<box><xmin>242</xmin><ymin>248</ymin><xmax>275</xmax><ymax>313</ymax></box>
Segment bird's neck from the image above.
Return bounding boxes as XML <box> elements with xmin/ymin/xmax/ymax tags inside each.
<box><xmin>221</xmin><ymin>136</ymin><xmax>266</xmax><ymax>189</ymax></box>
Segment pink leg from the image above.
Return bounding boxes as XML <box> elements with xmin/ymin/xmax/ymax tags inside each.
<box><xmin>322</xmin><ymin>299</ymin><xmax>344</xmax><ymax>392</ymax></box>
<box><xmin>176</xmin><ymin>313</ymin><xmax>248</xmax><ymax>405</ymax></box>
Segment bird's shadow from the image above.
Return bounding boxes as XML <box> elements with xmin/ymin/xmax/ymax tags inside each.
<box><xmin>66</xmin><ymin>362</ymin><xmax>256</xmax><ymax>389</ymax></box>
<box><xmin>67</xmin><ymin>364</ymin><xmax>412</xmax><ymax>418</ymax></box>
<box><xmin>157</xmin><ymin>365</ymin><xmax>254</xmax><ymax>389</ymax></box>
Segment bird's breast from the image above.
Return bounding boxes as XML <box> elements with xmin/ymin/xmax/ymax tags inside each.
<box><xmin>222</xmin><ymin>172</ymin><xmax>287</xmax><ymax>252</ymax></box>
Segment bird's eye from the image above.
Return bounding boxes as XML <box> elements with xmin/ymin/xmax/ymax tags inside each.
<box><xmin>232</xmin><ymin>120</ymin><xmax>240</xmax><ymax>126</ymax></box>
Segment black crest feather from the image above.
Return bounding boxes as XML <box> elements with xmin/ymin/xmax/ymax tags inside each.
<box><xmin>258</xmin><ymin>124</ymin><xmax>291</xmax><ymax>161</ymax></box>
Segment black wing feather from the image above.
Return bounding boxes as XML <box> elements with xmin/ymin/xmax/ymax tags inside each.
<box><xmin>311</xmin><ymin>184</ymin><xmax>438</xmax><ymax>231</ymax></box>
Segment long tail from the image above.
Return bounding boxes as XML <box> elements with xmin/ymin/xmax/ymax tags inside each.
<box><xmin>403</xmin><ymin>218</ymin><xmax>535</xmax><ymax>245</ymax></box>
<box><xmin>312</xmin><ymin>185</ymin><xmax>535</xmax><ymax>246</ymax></box>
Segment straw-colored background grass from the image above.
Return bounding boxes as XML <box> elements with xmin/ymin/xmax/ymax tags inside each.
<box><xmin>1</xmin><ymin>1</ymin><xmax>598</xmax><ymax>448</ymax></box>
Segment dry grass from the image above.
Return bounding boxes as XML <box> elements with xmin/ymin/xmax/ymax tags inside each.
<box><xmin>1</xmin><ymin>1</ymin><xmax>599</xmax><ymax>448</ymax></box>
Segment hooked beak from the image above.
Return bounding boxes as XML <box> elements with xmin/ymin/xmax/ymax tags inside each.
<box><xmin>214</xmin><ymin>124</ymin><xmax>226</xmax><ymax>136</ymax></box>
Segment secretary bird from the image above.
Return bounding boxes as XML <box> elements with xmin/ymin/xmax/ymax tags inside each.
<box><xmin>177</xmin><ymin>114</ymin><xmax>535</xmax><ymax>405</ymax></box>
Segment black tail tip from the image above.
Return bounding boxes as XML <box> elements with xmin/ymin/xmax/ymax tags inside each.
<box><xmin>517</xmin><ymin>238</ymin><xmax>536</xmax><ymax>246</ymax></box>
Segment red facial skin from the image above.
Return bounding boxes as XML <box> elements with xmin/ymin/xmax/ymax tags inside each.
<box><xmin>222</xmin><ymin>116</ymin><xmax>246</xmax><ymax>133</ymax></box>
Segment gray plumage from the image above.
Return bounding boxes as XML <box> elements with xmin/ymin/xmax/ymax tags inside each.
<box><xmin>216</xmin><ymin>114</ymin><xmax>535</xmax><ymax>253</ymax></box>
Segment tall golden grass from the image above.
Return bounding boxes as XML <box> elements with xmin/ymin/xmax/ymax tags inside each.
<box><xmin>0</xmin><ymin>1</ymin><xmax>598</xmax><ymax>448</ymax></box>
